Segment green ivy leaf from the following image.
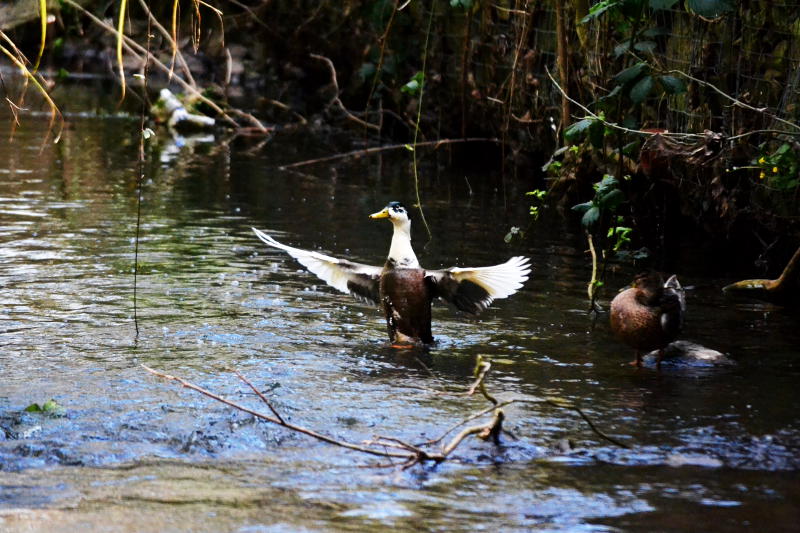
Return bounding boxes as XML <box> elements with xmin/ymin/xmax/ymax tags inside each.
<box><xmin>649</xmin><ymin>0</ymin><xmax>680</xmax><ymax>9</ymax></box>
<box><xmin>357</xmin><ymin>62</ymin><xmax>376</xmax><ymax>80</ymax></box>
<box><xmin>580</xmin><ymin>0</ymin><xmax>623</xmax><ymax>23</ymax></box>
<box><xmin>595</xmin><ymin>174</ymin><xmax>619</xmax><ymax>195</ymax></box>
<box><xmin>614</xmin><ymin>41</ymin><xmax>631</xmax><ymax>58</ymax></box>
<box><xmin>629</xmin><ymin>74</ymin><xmax>654</xmax><ymax>103</ymax></box>
<box><xmin>613</xmin><ymin>62</ymin><xmax>648</xmax><ymax>86</ymax></box>
<box><xmin>659</xmin><ymin>74</ymin><xmax>687</xmax><ymax>94</ymax></box>
<box><xmin>450</xmin><ymin>0</ymin><xmax>474</xmax><ymax>9</ymax></box>
<box><xmin>598</xmin><ymin>188</ymin><xmax>625</xmax><ymax>210</ymax></box>
<box><xmin>589</xmin><ymin>119</ymin><xmax>605</xmax><ymax>149</ymax></box>
<box><xmin>401</xmin><ymin>71</ymin><xmax>424</xmax><ymax>95</ymax></box>
<box><xmin>581</xmin><ymin>206</ymin><xmax>601</xmax><ymax>228</ymax></box>
<box><xmin>565</xmin><ymin>118</ymin><xmax>593</xmax><ymax>141</ymax></box>
<box><xmin>24</xmin><ymin>399</ymin><xmax>66</xmax><ymax>417</ymax></box>
<box><xmin>571</xmin><ymin>201</ymin><xmax>594</xmax><ymax>214</ymax></box>
<box><xmin>687</xmin><ymin>0</ymin><xmax>734</xmax><ymax>18</ymax></box>
<box><xmin>643</xmin><ymin>26</ymin><xmax>669</xmax><ymax>37</ymax></box>
<box><xmin>634</xmin><ymin>40</ymin><xmax>657</xmax><ymax>53</ymax></box>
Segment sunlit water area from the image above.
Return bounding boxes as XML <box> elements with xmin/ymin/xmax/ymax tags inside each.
<box><xmin>1</xmin><ymin>94</ymin><xmax>799</xmax><ymax>532</ymax></box>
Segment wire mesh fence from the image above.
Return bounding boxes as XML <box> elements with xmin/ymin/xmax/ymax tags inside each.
<box><xmin>414</xmin><ymin>1</ymin><xmax>800</xmax><ymax>144</ymax></box>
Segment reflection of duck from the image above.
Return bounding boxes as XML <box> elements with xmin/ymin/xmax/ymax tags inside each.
<box><xmin>610</xmin><ymin>272</ymin><xmax>686</xmax><ymax>368</ymax></box>
<box><xmin>253</xmin><ymin>202</ymin><xmax>531</xmax><ymax>346</ymax></box>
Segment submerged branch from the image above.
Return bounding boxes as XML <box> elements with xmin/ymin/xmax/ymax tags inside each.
<box><xmin>142</xmin><ymin>353</ymin><xmax>630</xmax><ymax>470</ymax></box>
<box><xmin>279</xmin><ymin>138</ymin><xmax>501</xmax><ymax>169</ymax></box>
<box><xmin>467</xmin><ymin>355</ymin><xmax>497</xmax><ymax>405</ymax></box>
<box><xmin>142</xmin><ymin>365</ymin><xmax>412</xmax><ymax>459</ymax></box>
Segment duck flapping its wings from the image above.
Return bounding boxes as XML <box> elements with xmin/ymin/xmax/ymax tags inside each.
<box><xmin>253</xmin><ymin>227</ymin><xmax>530</xmax><ymax>314</ymax></box>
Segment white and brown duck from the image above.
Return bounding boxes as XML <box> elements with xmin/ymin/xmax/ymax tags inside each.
<box><xmin>253</xmin><ymin>202</ymin><xmax>531</xmax><ymax>346</ymax></box>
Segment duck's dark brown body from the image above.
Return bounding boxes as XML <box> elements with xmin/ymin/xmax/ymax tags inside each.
<box><xmin>380</xmin><ymin>267</ymin><xmax>434</xmax><ymax>344</ymax></box>
<box><xmin>610</xmin><ymin>272</ymin><xmax>685</xmax><ymax>367</ymax></box>
<box><xmin>610</xmin><ymin>288</ymin><xmax>678</xmax><ymax>351</ymax></box>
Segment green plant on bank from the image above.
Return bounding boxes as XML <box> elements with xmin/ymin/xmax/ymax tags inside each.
<box><xmin>571</xmin><ymin>0</ymin><xmax>733</xmax><ymax>144</ymax></box>
<box><xmin>553</xmin><ymin>0</ymin><xmax>737</xmax><ymax>304</ymax></box>
<box><xmin>526</xmin><ymin>189</ymin><xmax>547</xmax><ymax>220</ymax></box>
<box><xmin>571</xmin><ymin>174</ymin><xmax>631</xmax><ymax>305</ymax></box>
<box><xmin>401</xmin><ymin>71</ymin><xmax>425</xmax><ymax>96</ymax></box>
<box><xmin>572</xmin><ymin>174</ymin><xmax>627</xmax><ymax>232</ymax></box>
<box><xmin>754</xmin><ymin>143</ymin><xmax>800</xmax><ymax>191</ymax></box>
<box><xmin>449</xmin><ymin>0</ymin><xmax>475</xmax><ymax>10</ymax></box>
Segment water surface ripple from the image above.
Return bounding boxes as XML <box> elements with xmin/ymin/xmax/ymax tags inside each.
<box><xmin>1</xmin><ymin>112</ymin><xmax>799</xmax><ymax>532</ymax></box>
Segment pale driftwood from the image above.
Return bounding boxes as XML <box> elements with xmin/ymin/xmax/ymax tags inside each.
<box><xmin>723</xmin><ymin>245</ymin><xmax>800</xmax><ymax>305</ymax></box>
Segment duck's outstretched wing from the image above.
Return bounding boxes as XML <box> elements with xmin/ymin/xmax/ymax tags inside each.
<box><xmin>427</xmin><ymin>256</ymin><xmax>531</xmax><ymax>315</ymax></box>
<box><xmin>252</xmin><ymin>228</ymin><xmax>382</xmax><ymax>305</ymax></box>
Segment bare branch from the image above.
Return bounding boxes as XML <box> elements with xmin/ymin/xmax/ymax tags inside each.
<box><xmin>142</xmin><ymin>364</ymin><xmax>413</xmax><ymax>459</ymax></box>
<box><xmin>279</xmin><ymin>137</ymin><xmax>501</xmax><ymax>170</ymax></box>
<box><xmin>467</xmin><ymin>356</ymin><xmax>497</xmax><ymax>405</ymax></box>
<box><xmin>310</xmin><ymin>53</ymin><xmax>380</xmax><ymax>131</ymax></box>
<box><xmin>233</xmin><ymin>370</ymin><xmax>285</xmax><ymax>424</ymax></box>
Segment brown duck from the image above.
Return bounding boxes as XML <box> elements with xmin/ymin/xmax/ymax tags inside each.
<box><xmin>253</xmin><ymin>202</ymin><xmax>531</xmax><ymax>346</ymax></box>
<box><xmin>610</xmin><ymin>272</ymin><xmax>686</xmax><ymax>367</ymax></box>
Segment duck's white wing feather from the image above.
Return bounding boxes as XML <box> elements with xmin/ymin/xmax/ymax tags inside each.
<box><xmin>252</xmin><ymin>227</ymin><xmax>383</xmax><ymax>304</ymax></box>
<box><xmin>427</xmin><ymin>256</ymin><xmax>531</xmax><ymax>314</ymax></box>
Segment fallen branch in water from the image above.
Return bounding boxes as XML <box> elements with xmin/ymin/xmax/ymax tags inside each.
<box><xmin>279</xmin><ymin>137</ymin><xmax>502</xmax><ymax>169</ymax></box>
<box><xmin>467</xmin><ymin>354</ymin><xmax>497</xmax><ymax>405</ymax></box>
<box><xmin>723</xmin><ymin>243</ymin><xmax>800</xmax><ymax>306</ymax></box>
<box><xmin>142</xmin><ymin>364</ymin><xmax>412</xmax><ymax>460</ymax></box>
<box><xmin>142</xmin><ymin>354</ymin><xmax>629</xmax><ymax>469</ymax></box>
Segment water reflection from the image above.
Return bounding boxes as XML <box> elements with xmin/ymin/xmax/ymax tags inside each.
<box><xmin>1</xmin><ymin>106</ymin><xmax>799</xmax><ymax>531</ymax></box>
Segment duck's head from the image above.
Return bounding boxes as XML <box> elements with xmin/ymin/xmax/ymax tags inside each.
<box><xmin>370</xmin><ymin>202</ymin><xmax>411</xmax><ymax>228</ymax></box>
<box><xmin>630</xmin><ymin>271</ymin><xmax>665</xmax><ymax>305</ymax></box>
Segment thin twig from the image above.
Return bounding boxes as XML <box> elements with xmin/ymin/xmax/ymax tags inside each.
<box><xmin>411</xmin><ymin>3</ymin><xmax>437</xmax><ymax>241</ymax></box>
<box><xmin>440</xmin><ymin>409</ymin><xmax>504</xmax><ymax>455</ymax></box>
<box><xmin>233</xmin><ymin>370</ymin><xmax>285</xmax><ymax>424</ymax></box>
<box><xmin>142</xmin><ymin>365</ymin><xmax>413</xmax><ymax>459</ymax></box>
<box><xmin>467</xmin><ymin>356</ymin><xmax>497</xmax><ymax>405</ymax></box>
<box><xmin>310</xmin><ymin>53</ymin><xmax>380</xmax><ymax>131</ymax></box>
<box><xmin>728</xmin><ymin>128</ymin><xmax>800</xmax><ymax>141</ymax></box>
<box><xmin>543</xmin><ymin>396</ymin><xmax>630</xmax><ymax>449</ymax></box>
<box><xmin>135</xmin><ymin>0</ymin><xmax>196</xmax><ymax>87</ymax></box>
<box><xmin>279</xmin><ymin>138</ymin><xmax>501</xmax><ymax>169</ymax></box>
<box><xmin>133</xmin><ymin>7</ymin><xmax>152</xmax><ymax>337</ymax></box>
<box><xmin>420</xmin><ymin>399</ymin><xmax>517</xmax><ymax>446</ymax></box>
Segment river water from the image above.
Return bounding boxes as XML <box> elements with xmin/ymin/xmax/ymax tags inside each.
<box><xmin>1</xmin><ymin>83</ymin><xmax>799</xmax><ymax>532</ymax></box>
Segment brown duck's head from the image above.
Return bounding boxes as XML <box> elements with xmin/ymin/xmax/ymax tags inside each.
<box><xmin>370</xmin><ymin>202</ymin><xmax>411</xmax><ymax>225</ymax></box>
<box><xmin>630</xmin><ymin>271</ymin><xmax>665</xmax><ymax>304</ymax></box>
<box><xmin>631</xmin><ymin>271</ymin><xmax>684</xmax><ymax>305</ymax></box>
<box><xmin>632</xmin><ymin>271</ymin><xmax>663</xmax><ymax>288</ymax></box>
